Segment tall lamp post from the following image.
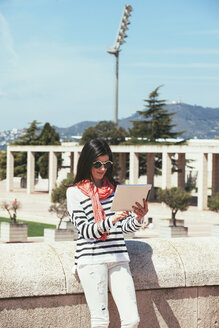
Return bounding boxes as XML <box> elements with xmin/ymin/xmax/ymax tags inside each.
<box><xmin>107</xmin><ymin>4</ymin><xmax>133</xmax><ymax>125</ymax></box>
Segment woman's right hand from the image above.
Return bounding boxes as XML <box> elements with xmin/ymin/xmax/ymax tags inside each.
<box><xmin>112</xmin><ymin>211</ymin><xmax>129</xmax><ymax>224</ymax></box>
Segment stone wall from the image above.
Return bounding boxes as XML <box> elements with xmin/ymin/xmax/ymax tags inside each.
<box><xmin>0</xmin><ymin>237</ymin><xmax>218</xmax><ymax>328</ymax></box>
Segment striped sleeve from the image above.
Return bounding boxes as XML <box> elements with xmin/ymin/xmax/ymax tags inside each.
<box><xmin>66</xmin><ymin>187</ymin><xmax>114</xmax><ymax>240</ymax></box>
<box><xmin>121</xmin><ymin>213</ymin><xmax>143</xmax><ymax>233</ymax></box>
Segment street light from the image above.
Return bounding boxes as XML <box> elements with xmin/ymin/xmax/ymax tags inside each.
<box><xmin>107</xmin><ymin>4</ymin><xmax>133</xmax><ymax>125</ymax></box>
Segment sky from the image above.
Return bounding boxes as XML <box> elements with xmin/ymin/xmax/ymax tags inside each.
<box><xmin>0</xmin><ymin>0</ymin><xmax>219</xmax><ymax>131</ymax></box>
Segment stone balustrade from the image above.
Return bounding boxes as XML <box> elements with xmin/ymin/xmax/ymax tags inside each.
<box><xmin>0</xmin><ymin>237</ymin><xmax>219</xmax><ymax>328</ymax></box>
<box><xmin>6</xmin><ymin>141</ymin><xmax>219</xmax><ymax>210</ymax></box>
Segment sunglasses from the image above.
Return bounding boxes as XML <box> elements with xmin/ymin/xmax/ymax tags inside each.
<box><xmin>92</xmin><ymin>160</ymin><xmax>113</xmax><ymax>169</ymax></box>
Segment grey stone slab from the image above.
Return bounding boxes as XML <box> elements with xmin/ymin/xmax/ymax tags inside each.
<box><xmin>126</xmin><ymin>239</ymin><xmax>186</xmax><ymax>290</ymax></box>
<box><xmin>168</xmin><ymin>237</ymin><xmax>219</xmax><ymax>287</ymax></box>
<box><xmin>135</xmin><ymin>287</ymin><xmax>197</xmax><ymax>328</ymax></box>
<box><xmin>0</xmin><ymin>243</ymin><xmax>66</xmax><ymax>298</ymax></box>
<box><xmin>197</xmin><ymin>286</ymin><xmax>219</xmax><ymax>328</ymax></box>
<box><xmin>0</xmin><ymin>294</ymin><xmax>91</xmax><ymax>328</ymax></box>
<box><xmin>48</xmin><ymin>241</ymin><xmax>83</xmax><ymax>294</ymax></box>
<box><xmin>1</xmin><ymin>237</ymin><xmax>219</xmax><ymax>300</ymax></box>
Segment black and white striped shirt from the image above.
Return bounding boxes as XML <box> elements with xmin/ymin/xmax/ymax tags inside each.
<box><xmin>67</xmin><ymin>186</ymin><xmax>143</xmax><ymax>269</ymax></box>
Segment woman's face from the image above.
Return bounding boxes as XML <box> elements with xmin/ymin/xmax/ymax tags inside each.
<box><xmin>91</xmin><ymin>154</ymin><xmax>109</xmax><ymax>185</ymax></box>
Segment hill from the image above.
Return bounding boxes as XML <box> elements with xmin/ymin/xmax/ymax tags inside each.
<box><xmin>55</xmin><ymin>103</ymin><xmax>219</xmax><ymax>140</ymax></box>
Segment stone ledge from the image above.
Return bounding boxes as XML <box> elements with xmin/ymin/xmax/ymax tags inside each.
<box><xmin>167</xmin><ymin>237</ymin><xmax>219</xmax><ymax>287</ymax></box>
<box><xmin>0</xmin><ymin>237</ymin><xmax>218</xmax><ymax>299</ymax></box>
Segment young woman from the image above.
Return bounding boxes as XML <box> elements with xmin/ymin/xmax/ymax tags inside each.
<box><xmin>67</xmin><ymin>138</ymin><xmax>149</xmax><ymax>328</ymax></box>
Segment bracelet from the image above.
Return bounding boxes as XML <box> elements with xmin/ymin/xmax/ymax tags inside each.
<box><xmin>97</xmin><ymin>222</ymin><xmax>105</xmax><ymax>235</ymax></box>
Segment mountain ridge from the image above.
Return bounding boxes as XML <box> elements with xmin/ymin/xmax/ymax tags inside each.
<box><xmin>54</xmin><ymin>103</ymin><xmax>219</xmax><ymax>140</ymax></box>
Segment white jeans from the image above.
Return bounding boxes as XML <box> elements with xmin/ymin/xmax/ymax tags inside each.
<box><xmin>77</xmin><ymin>262</ymin><xmax>140</xmax><ymax>328</ymax></box>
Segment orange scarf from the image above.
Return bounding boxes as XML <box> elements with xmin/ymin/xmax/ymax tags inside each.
<box><xmin>77</xmin><ymin>177</ymin><xmax>115</xmax><ymax>240</ymax></box>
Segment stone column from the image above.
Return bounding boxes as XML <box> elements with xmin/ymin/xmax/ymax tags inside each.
<box><xmin>49</xmin><ymin>151</ymin><xmax>58</xmax><ymax>194</ymax></box>
<box><xmin>212</xmin><ymin>153</ymin><xmax>219</xmax><ymax>198</ymax></box>
<box><xmin>197</xmin><ymin>153</ymin><xmax>208</xmax><ymax>210</ymax></box>
<box><xmin>118</xmin><ymin>153</ymin><xmax>126</xmax><ymax>183</ymax></box>
<box><xmin>147</xmin><ymin>153</ymin><xmax>155</xmax><ymax>199</ymax></box>
<box><xmin>6</xmin><ymin>150</ymin><xmax>14</xmax><ymax>192</ymax></box>
<box><xmin>162</xmin><ymin>152</ymin><xmax>172</xmax><ymax>189</ymax></box>
<box><xmin>73</xmin><ymin>152</ymin><xmax>80</xmax><ymax>177</ymax></box>
<box><xmin>27</xmin><ymin>151</ymin><xmax>35</xmax><ymax>194</ymax></box>
<box><xmin>129</xmin><ymin>152</ymin><xmax>139</xmax><ymax>184</ymax></box>
<box><xmin>147</xmin><ymin>153</ymin><xmax>155</xmax><ymax>185</ymax></box>
<box><xmin>178</xmin><ymin>153</ymin><xmax>186</xmax><ymax>189</ymax></box>
<box><xmin>70</xmin><ymin>152</ymin><xmax>74</xmax><ymax>174</ymax></box>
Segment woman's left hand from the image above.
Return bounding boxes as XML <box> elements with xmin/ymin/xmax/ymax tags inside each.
<box><xmin>132</xmin><ymin>199</ymin><xmax>149</xmax><ymax>221</ymax></box>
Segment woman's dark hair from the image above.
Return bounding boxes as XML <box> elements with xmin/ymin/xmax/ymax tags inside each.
<box><xmin>73</xmin><ymin>138</ymin><xmax>116</xmax><ymax>186</ymax></box>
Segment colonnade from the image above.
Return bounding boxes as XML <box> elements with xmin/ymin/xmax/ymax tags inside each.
<box><xmin>6</xmin><ymin>141</ymin><xmax>219</xmax><ymax>210</ymax></box>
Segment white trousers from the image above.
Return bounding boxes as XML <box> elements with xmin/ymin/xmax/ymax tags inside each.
<box><xmin>77</xmin><ymin>262</ymin><xmax>140</xmax><ymax>328</ymax></box>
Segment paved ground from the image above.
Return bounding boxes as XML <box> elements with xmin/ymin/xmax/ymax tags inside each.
<box><xmin>0</xmin><ymin>180</ymin><xmax>218</xmax><ymax>240</ymax></box>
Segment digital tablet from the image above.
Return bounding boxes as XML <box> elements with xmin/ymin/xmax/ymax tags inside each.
<box><xmin>111</xmin><ymin>184</ymin><xmax>152</xmax><ymax>211</ymax></box>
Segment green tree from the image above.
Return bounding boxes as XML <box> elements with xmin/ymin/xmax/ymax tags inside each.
<box><xmin>13</xmin><ymin>120</ymin><xmax>41</xmax><ymax>146</ymax></box>
<box><xmin>38</xmin><ymin>123</ymin><xmax>60</xmax><ymax>145</ymax></box>
<box><xmin>50</xmin><ymin>173</ymin><xmax>74</xmax><ymax>228</ymax></box>
<box><xmin>37</xmin><ymin>123</ymin><xmax>61</xmax><ymax>178</ymax></box>
<box><xmin>129</xmin><ymin>85</ymin><xmax>184</xmax><ymax>142</ymax></box>
<box><xmin>80</xmin><ymin>121</ymin><xmax>128</xmax><ymax>145</ymax></box>
<box><xmin>12</xmin><ymin>120</ymin><xmax>41</xmax><ymax>178</ymax></box>
<box><xmin>0</xmin><ymin>151</ymin><xmax>6</xmax><ymax>180</ymax></box>
<box><xmin>157</xmin><ymin>187</ymin><xmax>190</xmax><ymax>226</ymax></box>
<box><xmin>208</xmin><ymin>193</ymin><xmax>219</xmax><ymax>212</ymax></box>
<box><xmin>129</xmin><ymin>86</ymin><xmax>186</xmax><ymax>176</ymax></box>
<box><xmin>80</xmin><ymin>126</ymin><xmax>98</xmax><ymax>143</ymax></box>
<box><xmin>51</xmin><ymin>173</ymin><xmax>74</xmax><ymax>204</ymax></box>
<box><xmin>11</xmin><ymin>121</ymin><xmax>61</xmax><ymax>179</ymax></box>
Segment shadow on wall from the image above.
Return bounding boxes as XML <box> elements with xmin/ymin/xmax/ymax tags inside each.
<box><xmin>109</xmin><ymin>240</ymin><xmax>181</xmax><ymax>328</ymax></box>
